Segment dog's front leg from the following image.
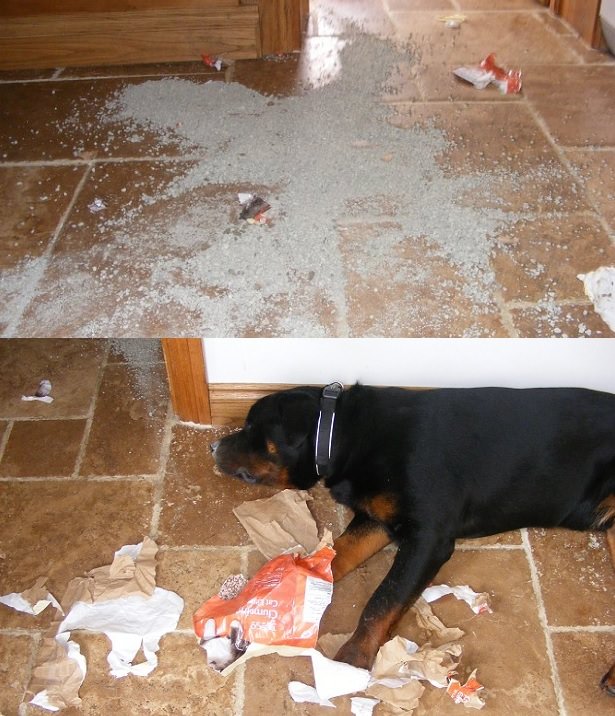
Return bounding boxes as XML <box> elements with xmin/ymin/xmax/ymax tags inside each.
<box><xmin>334</xmin><ymin>531</ymin><xmax>454</xmax><ymax>670</ymax></box>
<box><xmin>332</xmin><ymin>512</ymin><xmax>392</xmax><ymax>582</ymax></box>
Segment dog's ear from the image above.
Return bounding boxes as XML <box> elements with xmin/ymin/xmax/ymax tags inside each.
<box><xmin>274</xmin><ymin>391</ymin><xmax>319</xmax><ymax>450</ymax></box>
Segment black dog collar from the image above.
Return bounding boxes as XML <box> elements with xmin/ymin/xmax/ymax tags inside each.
<box><xmin>315</xmin><ymin>382</ymin><xmax>343</xmax><ymax>477</ymax></box>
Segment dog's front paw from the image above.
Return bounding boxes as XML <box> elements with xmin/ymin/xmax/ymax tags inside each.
<box><xmin>334</xmin><ymin>636</ymin><xmax>378</xmax><ymax>671</ymax></box>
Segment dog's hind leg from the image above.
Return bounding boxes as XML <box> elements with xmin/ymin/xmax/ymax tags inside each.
<box><xmin>332</xmin><ymin>512</ymin><xmax>392</xmax><ymax>582</ymax></box>
<box><xmin>600</xmin><ymin>525</ymin><xmax>615</xmax><ymax>696</ymax></box>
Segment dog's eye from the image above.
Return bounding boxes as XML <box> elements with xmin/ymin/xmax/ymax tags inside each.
<box><xmin>266</xmin><ymin>440</ymin><xmax>278</xmax><ymax>455</ymax></box>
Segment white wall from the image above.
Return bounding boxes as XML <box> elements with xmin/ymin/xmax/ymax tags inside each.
<box><xmin>203</xmin><ymin>338</ymin><xmax>615</xmax><ymax>393</ymax></box>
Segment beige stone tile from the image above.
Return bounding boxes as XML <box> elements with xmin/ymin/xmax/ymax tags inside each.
<box><xmin>157</xmin><ymin>549</ymin><xmax>243</xmax><ymax>630</ymax></box>
<box><xmin>390</xmin><ymin>101</ymin><xmax>588</xmax><ymax>210</ymax></box>
<box><xmin>510</xmin><ymin>302</ymin><xmax>614</xmax><ymax>337</ymax></box>
<box><xmin>566</xmin><ymin>149</ymin><xmax>615</xmax><ymax>227</ymax></box>
<box><xmin>0</xmin><ymin>480</ymin><xmax>153</xmax><ymax>627</ymax></box>
<box><xmin>340</xmin><ymin>225</ymin><xmax>508</xmax><ymax>337</ymax></box>
<box><xmin>243</xmin><ymin>651</ymin><xmax>350</xmax><ymax>715</ymax></box>
<box><xmin>80</xmin><ymin>362</ymin><xmax>168</xmax><ymax>476</ymax></box>
<box><xmin>0</xmin><ymin>419</ymin><xmax>85</xmax><ymax>477</ymax></box>
<box><xmin>159</xmin><ymin>425</ymin><xmax>279</xmax><ymax>547</ymax></box>
<box><xmin>0</xmin><ymin>77</ymin><xmax>193</xmax><ymax>162</ymax></box>
<box><xmin>492</xmin><ymin>213</ymin><xmax>615</xmax><ymax>303</ymax></box>
<box><xmin>0</xmin><ymin>633</ymin><xmax>35</xmax><ymax>716</ymax></box>
<box><xmin>552</xmin><ymin>631</ymin><xmax>615</xmax><ymax>716</ymax></box>
<box><xmin>389</xmin><ymin>11</ymin><xmax>579</xmax><ymax>101</ymax></box>
<box><xmin>0</xmin><ymin>165</ymin><xmax>86</xmax><ymax>269</ymax></box>
<box><xmin>524</xmin><ymin>65</ymin><xmax>615</xmax><ymax>147</ymax></box>
<box><xmin>0</xmin><ymin>419</ymin><xmax>8</xmax><ymax>445</ymax></box>
<box><xmin>529</xmin><ymin>528</ymin><xmax>615</xmax><ymax>626</ymax></box>
<box><xmin>0</xmin><ymin>339</ymin><xmax>106</xmax><ymax>419</ymax></box>
<box><xmin>37</xmin><ymin>632</ymin><xmax>237</xmax><ymax>716</ymax></box>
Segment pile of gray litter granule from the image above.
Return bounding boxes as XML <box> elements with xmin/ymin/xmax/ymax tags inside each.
<box><xmin>30</xmin><ymin>32</ymin><xmax>546</xmax><ymax>336</ymax></box>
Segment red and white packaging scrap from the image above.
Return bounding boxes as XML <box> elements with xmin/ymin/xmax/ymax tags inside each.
<box><xmin>453</xmin><ymin>54</ymin><xmax>522</xmax><ymax>94</ymax></box>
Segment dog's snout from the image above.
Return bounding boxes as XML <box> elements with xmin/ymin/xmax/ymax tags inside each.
<box><xmin>210</xmin><ymin>440</ymin><xmax>220</xmax><ymax>454</ymax></box>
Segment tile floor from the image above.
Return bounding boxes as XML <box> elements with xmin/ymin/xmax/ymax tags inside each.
<box><xmin>1</xmin><ymin>0</ymin><xmax>614</xmax><ymax>337</ymax></box>
<box><xmin>0</xmin><ymin>338</ymin><xmax>614</xmax><ymax>715</ymax></box>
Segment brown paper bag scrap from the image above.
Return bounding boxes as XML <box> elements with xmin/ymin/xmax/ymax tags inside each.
<box><xmin>366</xmin><ymin>680</ymin><xmax>424</xmax><ymax>712</ymax></box>
<box><xmin>61</xmin><ymin>536</ymin><xmax>157</xmax><ymax>610</ymax></box>
<box><xmin>412</xmin><ymin>596</ymin><xmax>464</xmax><ymax>646</ymax></box>
<box><xmin>233</xmin><ymin>489</ymin><xmax>320</xmax><ymax>558</ymax></box>
<box><xmin>26</xmin><ymin>634</ymin><xmax>85</xmax><ymax>710</ymax></box>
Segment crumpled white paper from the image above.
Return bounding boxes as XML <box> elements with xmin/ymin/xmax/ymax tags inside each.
<box><xmin>422</xmin><ymin>584</ymin><xmax>492</xmax><ymax>614</ymax></box>
<box><xmin>58</xmin><ymin>587</ymin><xmax>184</xmax><ymax>677</ymax></box>
<box><xmin>578</xmin><ymin>266</ymin><xmax>615</xmax><ymax>331</ymax></box>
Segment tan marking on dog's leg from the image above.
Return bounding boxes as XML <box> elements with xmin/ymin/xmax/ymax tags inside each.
<box><xmin>332</xmin><ymin>525</ymin><xmax>392</xmax><ymax>582</ymax></box>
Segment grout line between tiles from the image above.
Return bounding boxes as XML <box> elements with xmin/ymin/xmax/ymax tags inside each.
<box><xmin>149</xmin><ymin>403</ymin><xmax>176</xmax><ymax>541</ymax></box>
<box><xmin>6</xmin><ymin>415</ymin><xmax>92</xmax><ymax>422</ymax></box>
<box><xmin>0</xmin><ymin>420</ymin><xmax>13</xmax><ymax>463</ymax></box>
<box><xmin>456</xmin><ymin>542</ymin><xmax>524</xmax><ymax>551</ymax></box>
<box><xmin>0</xmin><ymin>156</ymin><xmax>202</xmax><ymax>169</ymax></box>
<box><xmin>0</xmin><ymin>474</ymin><xmax>161</xmax><ymax>483</ymax></box>
<box><xmin>549</xmin><ymin>625</ymin><xmax>615</xmax><ymax>633</ymax></box>
<box><xmin>2</xmin><ymin>163</ymin><xmax>93</xmax><ymax>336</ymax></box>
<box><xmin>521</xmin><ymin>528</ymin><xmax>567</xmax><ymax>716</ymax></box>
<box><xmin>0</xmin><ymin>71</ymin><xmax>220</xmax><ymax>85</ymax></box>
<box><xmin>71</xmin><ymin>343</ymin><xmax>110</xmax><ymax>479</ymax></box>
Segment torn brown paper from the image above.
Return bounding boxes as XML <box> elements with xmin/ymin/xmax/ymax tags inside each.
<box><xmin>61</xmin><ymin>536</ymin><xmax>157</xmax><ymax>610</ymax></box>
<box><xmin>367</xmin><ymin>680</ymin><xmax>424</xmax><ymax>712</ymax></box>
<box><xmin>233</xmin><ymin>489</ymin><xmax>320</xmax><ymax>558</ymax></box>
<box><xmin>372</xmin><ymin>636</ymin><xmax>462</xmax><ymax>688</ymax></box>
<box><xmin>26</xmin><ymin>633</ymin><xmax>85</xmax><ymax>711</ymax></box>
<box><xmin>412</xmin><ymin>596</ymin><xmax>464</xmax><ymax>646</ymax></box>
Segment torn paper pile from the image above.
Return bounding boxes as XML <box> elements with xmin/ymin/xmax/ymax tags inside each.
<box><xmin>0</xmin><ymin>537</ymin><xmax>183</xmax><ymax>711</ymax></box>
<box><xmin>199</xmin><ymin>489</ymin><xmax>490</xmax><ymax>711</ymax></box>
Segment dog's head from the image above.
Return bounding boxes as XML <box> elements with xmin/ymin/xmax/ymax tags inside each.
<box><xmin>211</xmin><ymin>387</ymin><xmax>322</xmax><ymax>489</ymax></box>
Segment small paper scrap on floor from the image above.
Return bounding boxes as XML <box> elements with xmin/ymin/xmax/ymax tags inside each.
<box><xmin>438</xmin><ymin>13</ymin><xmax>467</xmax><ymax>28</ymax></box>
<box><xmin>4</xmin><ymin>537</ymin><xmax>184</xmax><ymax>712</ymax></box>
<box><xmin>21</xmin><ymin>378</ymin><xmax>53</xmax><ymax>403</ymax></box>
<box><xmin>201</xmin><ymin>54</ymin><xmax>224</xmax><ymax>71</ymax></box>
<box><xmin>238</xmin><ymin>193</ymin><xmax>271</xmax><ymax>224</ymax></box>
<box><xmin>88</xmin><ymin>198</ymin><xmax>106</xmax><ymax>213</ymax></box>
<box><xmin>447</xmin><ymin>669</ymin><xmax>486</xmax><ymax>709</ymax></box>
<box><xmin>453</xmin><ymin>54</ymin><xmax>522</xmax><ymax>94</ymax></box>
<box><xmin>578</xmin><ymin>266</ymin><xmax>615</xmax><ymax>331</ymax></box>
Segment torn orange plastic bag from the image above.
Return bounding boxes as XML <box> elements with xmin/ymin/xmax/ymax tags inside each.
<box><xmin>193</xmin><ymin>546</ymin><xmax>335</xmax><ymax>649</ymax></box>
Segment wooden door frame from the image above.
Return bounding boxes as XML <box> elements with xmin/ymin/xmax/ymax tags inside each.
<box><xmin>162</xmin><ymin>338</ymin><xmax>294</xmax><ymax>425</ymax></box>
<box><xmin>162</xmin><ymin>338</ymin><xmax>212</xmax><ymax>424</ymax></box>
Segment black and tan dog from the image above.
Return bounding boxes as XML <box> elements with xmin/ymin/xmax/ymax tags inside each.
<box><xmin>211</xmin><ymin>383</ymin><xmax>615</xmax><ymax>694</ymax></box>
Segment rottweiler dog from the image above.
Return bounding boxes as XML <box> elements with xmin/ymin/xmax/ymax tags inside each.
<box><xmin>211</xmin><ymin>383</ymin><xmax>615</xmax><ymax>694</ymax></box>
